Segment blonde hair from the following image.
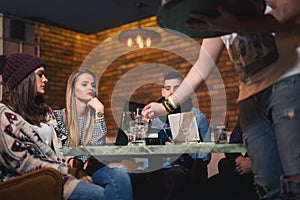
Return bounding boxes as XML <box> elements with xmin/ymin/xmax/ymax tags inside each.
<box><xmin>65</xmin><ymin>69</ymin><xmax>98</xmax><ymax>147</ymax></box>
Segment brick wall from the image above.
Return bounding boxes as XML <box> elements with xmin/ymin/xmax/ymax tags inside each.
<box><xmin>36</xmin><ymin>16</ymin><xmax>240</xmax><ymax>140</ymax></box>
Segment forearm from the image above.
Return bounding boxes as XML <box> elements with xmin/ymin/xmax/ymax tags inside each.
<box><xmin>172</xmin><ymin>67</ymin><xmax>204</xmax><ymax>106</ymax></box>
<box><xmin>172</xmin><ymin>37</ymin><xmax>224</xmax><ymax>106</ymax></box>
<box><xmin>142</xmin><ymin>38</ymin><xmax>223</xmax><ymax>118</ymax></box>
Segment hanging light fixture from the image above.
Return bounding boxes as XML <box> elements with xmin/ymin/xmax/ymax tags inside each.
<box><xmin>118</xmin><ymin>28</ymin><xmax>161</xmax><ymax>48</ymax></box>
<box><xmin>118</xmin><ymin>2</ymin><xmax>161</xmax><ymax>48</ymax></box>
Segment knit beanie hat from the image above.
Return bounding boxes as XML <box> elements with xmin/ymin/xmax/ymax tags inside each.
<box><xmin>0</xmin><ymin>53</ymin><xmax>45</xmax><ymax>90</ymax></box>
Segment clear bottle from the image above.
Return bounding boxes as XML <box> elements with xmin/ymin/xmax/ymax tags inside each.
<box><xmin>135</xmin><ymin>108</ymin><xmax>147</xmax><ymax>145</ymax></box>
<box><xmin>211</xmin><ymin>122</ymin><xmax>218</xmax><ymax>143</ymax></box>
<box><xmin>219</xmin><ymin>122</ymin><xmax>228</xmax><ymax>144</ymax></box>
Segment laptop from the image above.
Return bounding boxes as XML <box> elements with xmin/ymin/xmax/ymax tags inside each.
<box><xmin>168</xmin><ymin>111</ymin><xmax>200</xmax><ymax>143</ymax></box>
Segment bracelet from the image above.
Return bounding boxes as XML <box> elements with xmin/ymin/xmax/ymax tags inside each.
<box><xmin>167</xmin><ymin>96</ymin><xmax>177</xmax><ymax>109</ymax></box>
<box><xmin>163</xmin><ymin>99</ymin><xmax>176</xmax><ymax>113</ymax></box>
<box><xmin>162</xmin><ymin>100</ymin><xmax>171</xmax><ymax>113</ymax></box>
<box><xmin>161</xmin><ymin>101</ymin><xmax>169</xmax><ymax>113</ymax></box>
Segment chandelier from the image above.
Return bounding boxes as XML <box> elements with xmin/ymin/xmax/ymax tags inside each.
<box><xmin>118</xmin><ymin>28</ymin><xmax>161</xmax><ymax>48</ymax></box>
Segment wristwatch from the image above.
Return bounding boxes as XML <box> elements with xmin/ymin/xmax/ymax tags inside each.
<box><xmin>96</xmin><ymin>111</ymin><xmax>104</xmax><ymax>118</ymax></box>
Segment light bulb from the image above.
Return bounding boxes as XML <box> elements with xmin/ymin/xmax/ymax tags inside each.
<box><xmin>136</xmin><ymin>35</ymin><xmax>142</xmax><ymax>44</ymax></box>
<box><xmin>127</xmin><ymin>38</ymin><xmax>133</xmax><ymax>47</ymax></box>
<box><xmin>146</xmin><ymin>37</ymin><xmax>151</xmax><ymax>47</ymax></box>
<box><xmin>138</xmin><ymin>42</ymin><xmax>144</xmax><ymax>48</ymax></box>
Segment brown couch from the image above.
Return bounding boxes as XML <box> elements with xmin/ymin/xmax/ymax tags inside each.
<box><xmin>0</xmin><ymin>168</ymin><xmax>63</xmax><ymax>200</ymax></box>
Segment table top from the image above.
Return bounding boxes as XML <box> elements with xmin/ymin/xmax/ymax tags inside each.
<box><xmin>63</xmin><ymin>142</ymin><xmax>246</xmax><ymax>157</ymax></box>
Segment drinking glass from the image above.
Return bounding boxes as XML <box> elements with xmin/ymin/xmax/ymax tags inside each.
<box><xmin>129</xmin><ymin>120</ymin><xmax>148</xmax><ymax>146</ymax></box>
<box><xmin>129</xmin><ymin>120</ymin><xmax>137</xmax><ymax>143</ymax></box>
<box><xmin>135</xmin><ymin>120</ymin><xmax>148</xmax><ymax>145</ymax></box>
<box><xmin>121</xmin><ymin>111</ymin><xmax>136</xmax><ymax>143</ymax></box>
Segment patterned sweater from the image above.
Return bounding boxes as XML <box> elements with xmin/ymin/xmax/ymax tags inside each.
<box><xmin>0</xmin><ymin>103</ymin><xmax>80</xmax><ymax>199</ymax></box>
<box><xmin>53</xmin><ymin>109</ymin><xmax>107</xmax><ymax>162</ymax></box>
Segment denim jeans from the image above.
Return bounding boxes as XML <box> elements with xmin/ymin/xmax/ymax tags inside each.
<box><xmin>68</xmin><ymin>181</ymin><xmax>104</xmax><ymax>200</ymax></box>
<box><xmin>68</xmin><ymin>166</ymin><xmax>133</xmax><ymax>200</ymax></box>
<box><xmin>239</xmin><ymin>74</ymin><xmax>300</xmax><ymax>200</ymax></box>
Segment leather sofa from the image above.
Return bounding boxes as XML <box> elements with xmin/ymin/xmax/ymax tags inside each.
<box><xmin>0</xmin><ymin>168</ymin><xmax>63</xmax><ymax>200</ymax></box>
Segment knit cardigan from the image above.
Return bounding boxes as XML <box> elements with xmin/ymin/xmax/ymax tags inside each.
<box><xmin>0</xmin><ymin>103</ymin><xmax>80</xmax><ymax>199</ymax></box>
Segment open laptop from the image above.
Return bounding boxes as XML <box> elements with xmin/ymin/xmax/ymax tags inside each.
<box><xmin>168</xmin><ymin>111</ymin><xmax>200</xmax><ymax>143</ymax></box>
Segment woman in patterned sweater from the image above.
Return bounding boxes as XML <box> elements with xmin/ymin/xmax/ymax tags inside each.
<box><xmin>0</xmin><ymin>54</ymin><xmax>133</xmax><ymax>200</ymax></box>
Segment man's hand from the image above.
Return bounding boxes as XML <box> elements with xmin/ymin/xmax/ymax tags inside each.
<box><xmin>235</xmin><ymin>156</ymin><xmax>252</xmax><ymax>175</ymax></box>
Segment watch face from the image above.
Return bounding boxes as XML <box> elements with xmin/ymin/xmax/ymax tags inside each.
<box><xmin>97</xmin><ymin>112</ymin><xmax>104</xmax><ymax>117</ymax></box>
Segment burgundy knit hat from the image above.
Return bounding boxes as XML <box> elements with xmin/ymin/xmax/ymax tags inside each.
<box><xmin>0</xmin><ymin>53</ymin><xmax>45</xmax><ymax>90</ymax></box>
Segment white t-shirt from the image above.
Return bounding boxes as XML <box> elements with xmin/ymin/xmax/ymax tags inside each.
<box><xmin>37</xmin><ymin>123</ymin><xmax>54</xmax><ymax>146</ymax></box>
<box><xmin>221</xmin><ymin>7</ymin><xmax>300</xmax><ymax>101</ymax></box>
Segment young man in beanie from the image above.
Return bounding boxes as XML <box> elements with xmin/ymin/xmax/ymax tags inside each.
<box><xmin>0</xmin><ymin>53</ymin><xmax>133</xmax><ymax>200</ymax></box>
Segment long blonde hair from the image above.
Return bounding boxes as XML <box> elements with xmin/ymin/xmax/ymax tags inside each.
<box><xmin>66</xmin><ymin>69</ymin><xmax>98</xmax><ymax>147</ymax></box>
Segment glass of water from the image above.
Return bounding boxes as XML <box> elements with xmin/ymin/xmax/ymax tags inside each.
<box><xmin>121</xmin><ymin>111</ymin><xmax>135</xmax><ymax>144</ymax></box>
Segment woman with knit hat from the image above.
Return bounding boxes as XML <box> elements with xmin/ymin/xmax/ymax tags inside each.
<box><xmin>0</xmin><ymin>53</ymin><xmax>133</xmax><ymax>200</ymax></box>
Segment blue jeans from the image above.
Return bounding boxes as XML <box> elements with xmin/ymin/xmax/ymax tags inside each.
<box><xmin>68</xmin><ymin>166</ymin><xmax>133</xmax><ymax>200</ymax></box>
<box><xmin>239</xmin><ymin>74</ymin><xmax>300</xmax><ymax>200</ymax></box>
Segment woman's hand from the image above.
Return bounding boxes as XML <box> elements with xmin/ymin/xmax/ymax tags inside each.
<box><xmin>87</xmin><ymin>97</ymin><xmax>105</xmax><ymax>119</ymax></box>
<box><xmin>68</xmin><ymin>157</ymin><xmax>83</xmax><ymax>169</ymax></box>
<box><xmin>68</xmin><ymin>167</ymin><xmax>92</xmax><ymax>183</ymax></box>
<box><xmin>87</xmin><ymin>97</ymin><xmax>104</xmax><ymax>112</ymax></box>
<box><xmin>75</xmin><ymin>169</ymin><xmax>93</xmax><ymax>183</ymax></box>
<box><xmin>187</xmin><ymin>6</ymin><xmax>240</xmax><ymax>33</ymax></box>
<box><xmin>142</xmin><ymin>102</ymin><xmax>168</xmax><ymax>120</ymax></box>
<box><xmin>78</xmin><ymin>174</ymin><xmax>93</xmax><ymax>183</ymax></box>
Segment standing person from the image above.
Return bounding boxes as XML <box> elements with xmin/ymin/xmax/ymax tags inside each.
<box><xmin>143</xmin><ymin>2</ymin><xmax>300</xmax><ymax>199</ymax></box>
<box><xmin>53</xmin><ymin>69</ymin><xmax>133</xmax><ymax>198</ymax></box>
<box><xmin>0</xmin><ymin>53</ymin><xmax>133</xmax><ymax>200</ymax></box>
